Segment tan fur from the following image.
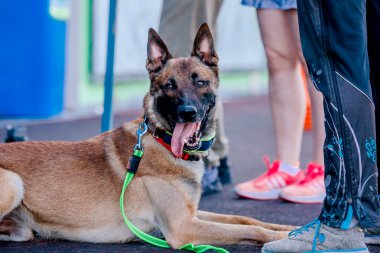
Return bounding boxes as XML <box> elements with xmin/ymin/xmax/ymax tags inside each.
<box><xmin>0</xmin><ymin>120</ymin><xmax>295</xmax><ymax>247</ymax></box>
<box><xmin>0</xmin><ymin>24</ymin><xmax>295</xmax><ymax>248</ymax></box>
<box><xmin>0</xmin><ymin>169</ymin><xmax>24</xmax><ymax>219</ymax></box>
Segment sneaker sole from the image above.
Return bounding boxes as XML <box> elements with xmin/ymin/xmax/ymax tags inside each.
<box><xmin>262</xmin><ymin>248</ymin><xmax>369</xmax><ymax>253</ymax></box>
<box><xmin>364</xmin><ymin>235</ymin><xmax>380</xmax><ymax>245</ymax></box>
<box><xmin>280</xmin><ymin>193</ymin><xmax>325</xmax><ymax>204</ymax></box>
<box><xmin>234</xmin><ymin>188</ymin><xmax>281</xmax><ymax>200</ymax></box>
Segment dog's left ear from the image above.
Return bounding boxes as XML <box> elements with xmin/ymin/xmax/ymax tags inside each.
<box><xmin>191</xmin><ymin>23</ymin><xmax>219</xmax><ymax>71</ymax></box>
<box><xmin>146</xmin><ymin>28</ymin><xmax>173</xmax><ymax>73</ymax></box>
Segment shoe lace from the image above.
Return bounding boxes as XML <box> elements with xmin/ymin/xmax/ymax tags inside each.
<box><xmin>299</xmin><ymin>164</ymin><xmax>322</xmax><ymax>184</ymax></box>
<box><xmin>263</xmin><ymin>156</ymin><xmax>280</xmax><ymax>176</ymax></box>
<box><xmin>289</xmin><ymin>219</ymin><xmax>321</xmax><ymax>237</ymax></box>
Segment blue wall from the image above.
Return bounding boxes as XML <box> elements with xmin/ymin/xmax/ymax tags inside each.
<box><xmin>0</xmin><ymin>1</ymin><xmax>66</xmax><ymax>118</ymax></box>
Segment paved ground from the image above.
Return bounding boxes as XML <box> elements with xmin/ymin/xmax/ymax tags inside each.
<box><xmin>0</xmin><ymin>96</ymin><xmax>378</xmax><ymax>252</ymax></box>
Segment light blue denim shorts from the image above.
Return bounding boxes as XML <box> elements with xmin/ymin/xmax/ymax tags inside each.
<box><xmin>242</xmin><ymin>0</ymin><xmax>297</xmax><ymax>9</ymax></box>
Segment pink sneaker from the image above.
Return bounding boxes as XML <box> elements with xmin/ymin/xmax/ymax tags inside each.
<box><xmin>234</xmin><ymin>157</ymin><xmax>304</xmax><ymax>200</ymax></box>
<box><xmin>280</xmin><ymin>163</ymin><xmax>325</xmax><ymax>204</ymax></box>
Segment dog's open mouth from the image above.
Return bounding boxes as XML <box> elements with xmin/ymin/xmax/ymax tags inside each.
<box><xmin>171</xmin><ymin>122</ymin><xmax>202</xmax><ymax>157</ymax></box>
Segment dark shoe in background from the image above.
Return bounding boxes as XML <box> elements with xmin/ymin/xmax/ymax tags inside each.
<box><xmin>202</xmin><ymin>166</ymin><xmax>223</xmax><ymax>196</ymax></box>
<box><xmin>218</xmin><ymin>157</ymin><xmax>232</xmax><ymax>185</ymax></box>
<box><xmin>4</xmin><ymin>126</ymin><xmax>28</xmax><ymax>143</ymax></box>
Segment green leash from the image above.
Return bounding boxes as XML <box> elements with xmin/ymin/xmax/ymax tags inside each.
<box><xmin>119</xmin><ymin>119</ymin><xmax>229</xmax><ymax>253</ymax></box>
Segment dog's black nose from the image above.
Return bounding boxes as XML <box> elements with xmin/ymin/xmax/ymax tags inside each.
<box><xmin>178</xmin><ymin>105</ymin><xmax>197</xmax><ymax>122</ymax></box>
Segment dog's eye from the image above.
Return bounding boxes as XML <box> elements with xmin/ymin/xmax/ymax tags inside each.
<box><xmin>163</xmin><ymin>82</ymin><xmax>176</xmax><ymax>91</ymax></box>
<box><xmin>196</xmin><ymin>80</ymin><xmax>208</xmax><ymax>88</ymax></box>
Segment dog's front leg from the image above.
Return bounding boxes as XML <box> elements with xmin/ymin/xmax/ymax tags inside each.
<box><xmin>197</xmin><ymin>210</ymin><xmax>296</xmax><ymax>231</ymax></box>
<box><xmin>168</xmin><ymin>218</ymin><xmax>289</xmax><ymax>248</ymax></box>
<box><xmin>141</xmin><ymin>177</ymin><xmax>288</xmax><ymax>248</ymax></box>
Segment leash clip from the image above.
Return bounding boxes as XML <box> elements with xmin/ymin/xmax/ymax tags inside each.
<box><xmin>134</xmin><ymin>117</ymin><xmax>148</xmax><ymax>152</ymax></box>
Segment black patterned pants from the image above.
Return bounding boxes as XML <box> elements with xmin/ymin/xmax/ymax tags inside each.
<box><xmin>297</xmin><ymin>0</ymin><xmax>380</xmax><ymax>228</ymax></box>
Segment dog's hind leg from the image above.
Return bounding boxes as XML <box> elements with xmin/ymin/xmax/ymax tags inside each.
<box><xmin>0</xmin><ymin>216</ymin><xmax>34</xmax><ymax>241</ymax></box>
<box><xmin>0</xmin><ymin>168</ymin><xmax>33</xmax><ymax>241</ymax></box>
<box><xmin>197</xmin><ymin>210</ymin><xmax>297</xmax><ymax>231</ymax></box>
<box><xmin>0</xmin><ymin>168</ymin><xmax>24</xmax><ymax>220</ymax></box>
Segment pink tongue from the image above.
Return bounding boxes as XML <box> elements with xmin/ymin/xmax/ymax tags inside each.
<box><xmin>171</xmin><ymin>122</ymin><xmax>199</xmax><ymax>157</ymax></box>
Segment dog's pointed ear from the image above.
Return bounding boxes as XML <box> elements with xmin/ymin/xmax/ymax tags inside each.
<box><xmin>146</xmin><ymin>28</ymin><xmax>172</xmax><ymax>73</ymax></box>
<box><xmin>191</xmin><ymin>23</ymin><xmax>218</xmax><ymax>69</ymax></box>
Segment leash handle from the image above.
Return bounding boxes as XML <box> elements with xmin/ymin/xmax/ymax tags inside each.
<box><xmin>120</xmin><ymin>172</ymin><xmax>229</xmax><ymax>253</ymax></box>
<box><xmin>120</xmin><ymin>172</ymin><xmax>170</xmax><ymax>248</ymax></box>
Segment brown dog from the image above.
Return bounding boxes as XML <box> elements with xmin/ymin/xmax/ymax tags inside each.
<box><xmin>0</xmin><ymin>24</ymin><xmax>293</xmax><ymax>248</ymax></box>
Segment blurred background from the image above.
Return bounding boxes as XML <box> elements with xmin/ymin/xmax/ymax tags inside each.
<box><xmin>3</xmin><ymin>2</ymin><xmax>379</xmax><ymax>253</ymax></box>
<box><xmin>0</xmin><ymin>0</ymin><xmax>268</xmax><ymax>125</ymax></box>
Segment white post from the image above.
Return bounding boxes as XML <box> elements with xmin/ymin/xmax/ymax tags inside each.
<box><xmin>64</xmin><ymin>0</ymin><xmax>82</xmax><ymax>114</ymax></box>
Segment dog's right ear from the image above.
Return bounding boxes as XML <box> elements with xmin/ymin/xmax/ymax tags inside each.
<box><xmin>146</xmin><ymin>28</ymin><xmax>172</xmax><ymax>73</ymax></box>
